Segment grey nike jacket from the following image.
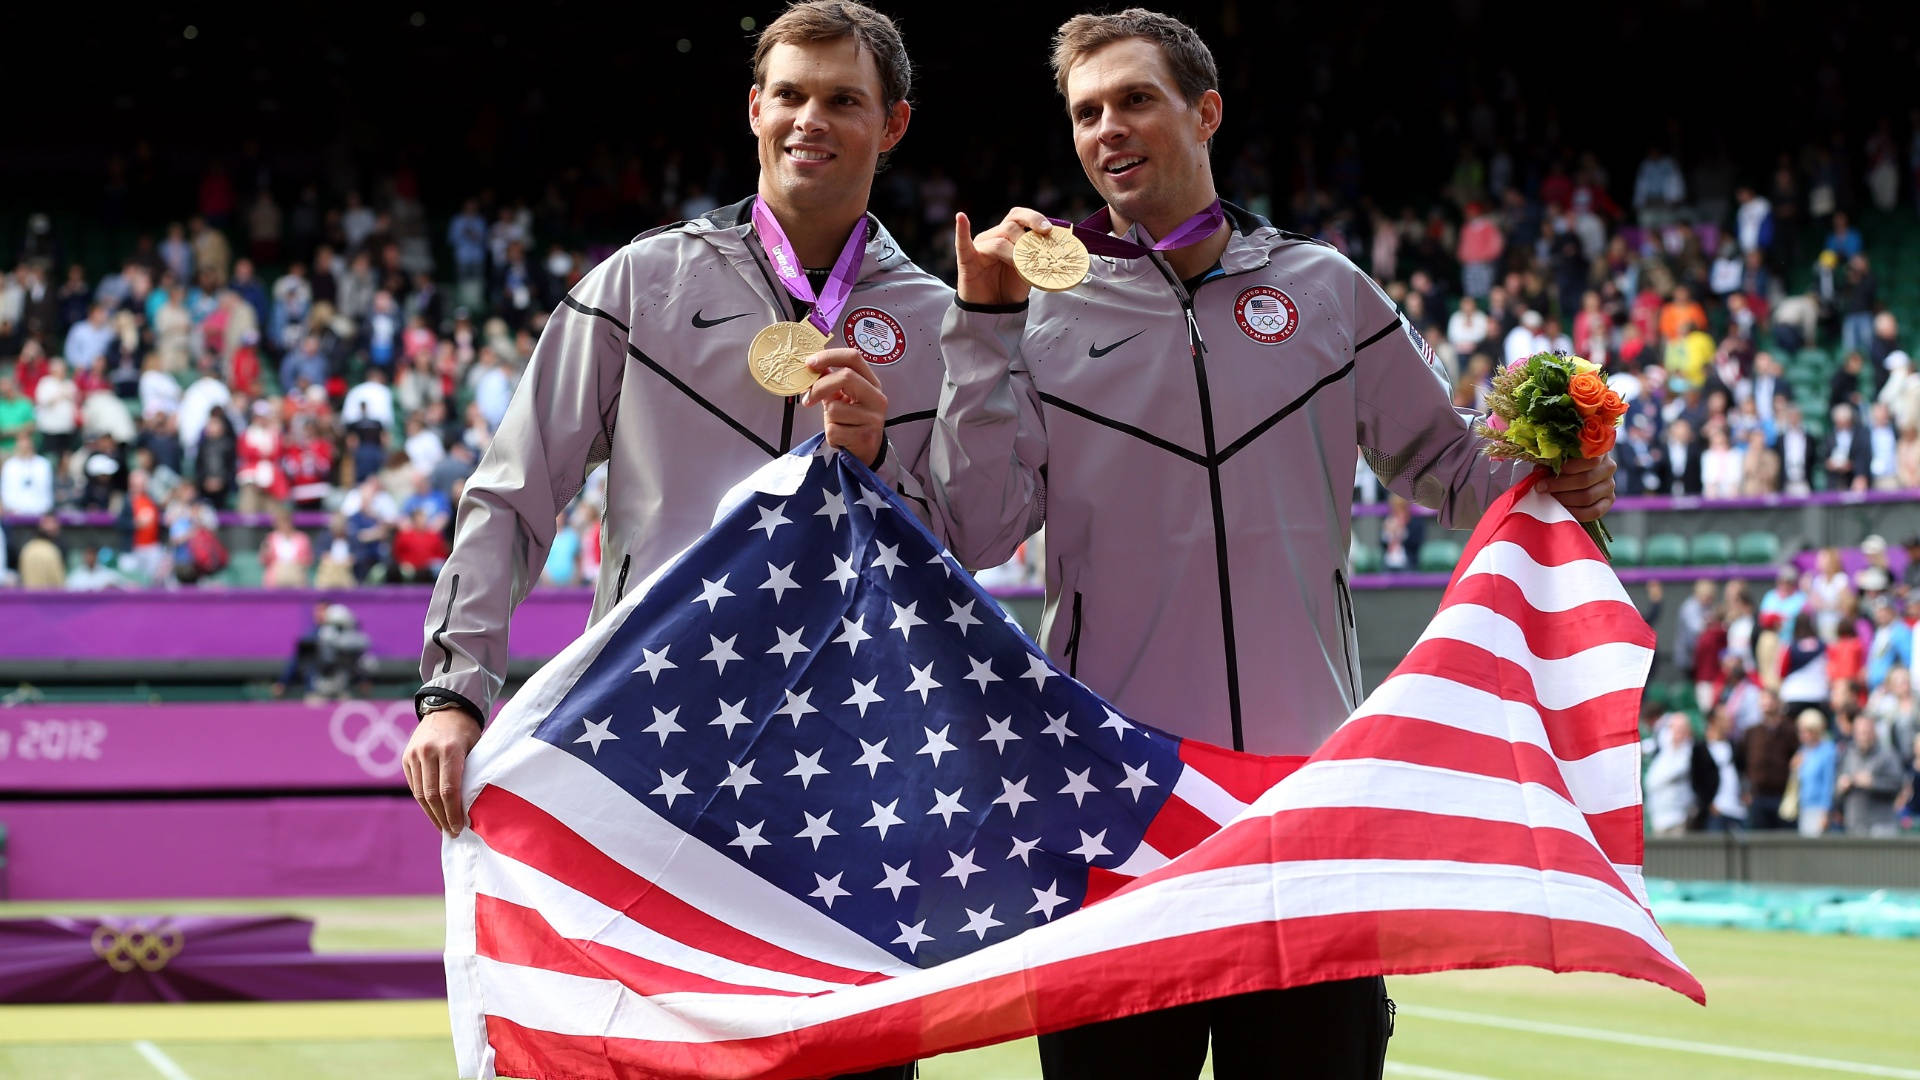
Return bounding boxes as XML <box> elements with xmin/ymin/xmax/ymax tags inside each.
<box><xmin>417</xmin><ymin>197</ymin><xmax>953</xmax><ymax>720</ymax></box>
<box><xmin>931</xmin><ymin>202</ymin><xmax>1526</xmax><ymax>756</ymax></box>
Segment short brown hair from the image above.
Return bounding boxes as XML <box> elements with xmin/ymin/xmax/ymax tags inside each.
<box><xmin>753</xmin><ymin>1</ymin><xmax>912</xmax><ymax>110</ymax></box>
<box><xmin>1050</xmin><ymin>8</ymin><xmax>1218</xmax><ymax>104</ymax></box>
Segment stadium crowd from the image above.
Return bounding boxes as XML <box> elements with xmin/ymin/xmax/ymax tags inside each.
<box><xmin>3</xmin><ymin>104</ymin><xmax>1920</xmax><ymax>592</ymax></box>
<box><xmin>1642</xmin><ymin>541</ymin><xmax>1920</xmax><ymax>838</ymax></box>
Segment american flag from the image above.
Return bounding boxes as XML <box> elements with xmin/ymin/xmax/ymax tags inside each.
<box><xmin>443</xmin><ymin>440</ymin><xmax>1701</xmax><ymax>1080</ymax></box>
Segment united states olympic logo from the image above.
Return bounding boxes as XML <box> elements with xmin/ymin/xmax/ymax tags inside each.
<box><xmin>843</xmin><ymin>307</ymin><xmax>907</xmax><ymax>365</ymax></box>
<box><xmin>328</xmin><ymin>701</ymin><xmax>414</xmax><ymax>778</ymax></box>
<box><xmin>1234</xmin><ymin>286</ymin><xmax>1299</xmax><ymax>345</ymax></box>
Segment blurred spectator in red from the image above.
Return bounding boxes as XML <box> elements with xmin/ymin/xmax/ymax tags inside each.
<box><xmin>237</xmin><ymin>403</ymin><xmax>289</xmax><ymax>514</ymax></box>
<box><xmin>261</xmin><ymin>507</ymin><xmax>314</xmax><ymax>588</ymax></box>
<box><xmin>122</xmin><ymin>468</ymin><xmax>165</xmax><ymax>581</ymax></box>
<box><xmin>391</xmin><ymin>506</ymin><xmax>449</xmax><ymax>584</ymax></box>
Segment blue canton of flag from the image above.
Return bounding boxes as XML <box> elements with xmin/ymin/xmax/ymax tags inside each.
<box><xmin>528</xmin><ymin>439</ymin><xmax>1184</xmax><ymax>966</ymax></box>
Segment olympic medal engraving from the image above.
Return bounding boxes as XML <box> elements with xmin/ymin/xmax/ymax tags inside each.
<box><xmin>1013</xmin><ymin>228</ymin><xmax>1090</xmax><ymax>292</ymax></box>
<box><xmin>748</xmin><ymin>322</ymin><xmax>829</xmax><ymax>396</ymax></box>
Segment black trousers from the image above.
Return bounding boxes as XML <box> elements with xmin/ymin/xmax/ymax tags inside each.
<box><xmin>1038</xmin><ymin>978</ymin><xmax>1392</xmax><ymax>1080</ymax></box>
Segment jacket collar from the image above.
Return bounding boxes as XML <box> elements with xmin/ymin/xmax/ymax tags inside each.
<box><xmin>1110</xmin><ymin>199</ymin><xmax>1292</xmax><ymax>279</ymax></box>
<box><xmin>693</xmin><ymin>195</ymin><xmax>909</xmax><ymax>283</ymax></box>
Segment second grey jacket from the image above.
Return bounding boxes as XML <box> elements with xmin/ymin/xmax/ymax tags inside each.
<box><xmin>932</xmin><ymin>203</ymin><xmax>1524</xmax><ymax>756</ymax></box>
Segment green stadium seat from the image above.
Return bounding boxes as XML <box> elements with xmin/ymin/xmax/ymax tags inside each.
<box><xmin>1350</xmin><ymin>543</ymin><xmax>1382</xmax><ymax>574</ymax></box>
<box><xmin>223</xmin><ymin>550</ymin><xmax>265</xmax><ymax>588</ymax></box>
<box><xmin>1610</xmin><ymin>535</ymin><xmax>1643</xmax><ymax>566</ymax></box>
<box><xmin>1688</xmin><ymin>532</ymin><xmax>1733</xmax><ymax>565</ymax></box>
<box><xmin>1736</xmin><ymin>531</ymin><xmax>1782</xmax><ymax>565</ymax></box>
<box><xmin>1417</xmin><ymin>538</ymin><xmax>1465</xmax><ymax>573</ymax></box>
<box><xmin>1644</xmin><ymin>533</ymin><xmax>1689</xmax><ymax>566</ymax></box>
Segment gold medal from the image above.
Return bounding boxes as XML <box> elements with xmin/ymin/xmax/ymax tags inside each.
<box><xmin>747</xmin><ymin>321</ymin><xmax>829</xmax><ymax>396</ymax></box>
<box><xmin>1013</xmin><ymin>228</ymin><xmax>1091</xmax><ymax>292</ymax></box>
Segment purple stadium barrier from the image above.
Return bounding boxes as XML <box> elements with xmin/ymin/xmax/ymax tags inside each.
<box><xmin>0</xmin><ymin>915</ymin><xmax>444</xmax><ymax>1002</ymax></box>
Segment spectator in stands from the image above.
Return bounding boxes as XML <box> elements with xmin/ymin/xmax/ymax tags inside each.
<box><xmin>1838</xmin><ymin>254</ymin><xmax>1877</xmax><ymax>360</ymax></box>
<box><xmin>1780</xmin><ymin>611</ymin><xmax>1832</xmax><ymax>724</ymax></box>
<box><xmin>1377</xmin><ymin>494</ymin><xmax>1425</xmax><ymax>571</ymax></box>
<box><xmin>470</xmin><ymin>347</ymin><xmax>514</xmax><ymax>431</ymax></box>
<box><xmin>0</xmin><ymin>372</ymin><xmax>32</xmax><ymax>455</ymax></box>
<box><xmin>1702</xmin><ymin>706</ymin><xmax>1746</xmax><ymax>832</ymax></box>
<box><xmin>1824</xmin><ymin>403</ymin><xmax>1873</xmax><ymax>492</ymax></box>
<box><xmin>1827</xmin><ymin>617</ymin><xmax>1866</xmax><ymax>692</ymax></box>
<box><xmin>1615</xmin><ymin>414</ymin><xmax>1666</xmax><ymax>496</ymax></box>
<box><xmin>1830</xmin><ymin>350</ymin><xmax>1874</xmax><ymax>413</ymax></box>
<box><xmin>1869</xmin><ymin>313</ymin><xmax>1902</xmax><ymax>371</ymax></box>
<box><xmin>260</xmin><ymin>507</ymin><xmax>314</xmax><ymax>588</ymax></box>
<box><xmin>1724</xmin><ymin>582</ymin><xmax>1756</xmax><ymax>668</ymax></box>
<box><xmin>1837</xmin><ymin>713</ymin><xmax>1904</xmax><ymax>836</ymax></box>
<box><xmin>65</xmin><ymin>545</ymin><xmax>129</xmax><ymax>591</ymax></box>
<box><xmin>16</xmin><ymin>516</ymin><xmax>66</xmax><ymax>588</ymax></box>
<box><xmin>1807</xmin><ymin>547</ymin><xmax>1850</xmax><ymax>639</ymax></box>
<box><xmin>429</xmin><ymin>438</ymin><xmax>477</xmax><ymax>501</ymax></box>
<box><xmin>1644</xmin><ymin>713</ymin><xmax>1696</xmax><ymax>836</ymax></box>
<box><xmin>117</xmin><ymin>468</ymin><xmax>165</xmax><ymax>582</ymax></box>
<box><xmin>1791</xmin><ymin>709</ymin><xmax>1837</xmax><ymax>836</ymax></box>
<box><xmin>1825</xmin><ymin>210</ymin><xmax>1863</xmax><ymax>260</ymax></box>
<box><xmin>1773</xmin><ymin>402</ymin><xmax>1817</xmax><ymax>496</ymax></box>
<box><xmin>1741</xmin><ymin>689</ymin><xmax>1797</xmax><ymax>829</ymax></box>
<box><xmin>390</xmin><ymin>506</ymin><xmax>448</xmax><ymax>584</ymax></box>
<box><xmin>1699</xmin><ymin>425</ymin><xmax>1741</xmax><ymax>499</ymax></box>
<box><xmin>542</xmin><ymin>509</ymin><xmax>582</xmax><ymax>586</ymax></box>
<box><xmin>279</xmin><ymin>334</ymin><xmax>330</xmax><ymax>396</ymax></box>
<box><xmin>1866</xmin><ymin>595</ymin><xmax>1913</xmax><ymax>691</ymax></box>
<box><xmin>1633</xmin><ymin>145</ymin><xmax>1686</xmax><ymax>226</ymax></box>
<box><xmin>1878</xmin><ymin>351</ymin><xmax>1920</xmax><ymax>433</ymax></box>
<box><xmin>1662</xmin><ymin>417</ymin><xmax>1703</xmax><ymax>496</ymax></box>
<box><xmin>342</xmin><ymin>477</ymin><xmax>394</xmax><ymax>582</ymax></box>
<box><xmin>33</xmin><ymin>357</ymin><xmax>79</xmax><ymax>463</ymax></box>
<box><xmin>1445</xmin><ymin>294</ymin><xmax>1489</xmax><ymax>357</ymax></box>
<box><xmin>193</xmin><ymin>407</ymin><xmax>238</xmax><ymax>509</ymax></box>
<box><xmin>1865</xmin><ymin>666</ymin><xmax>1918</xmax><ymax>767</ymax></box>
<box><xmin>1675</xmin><ymin>578</ymin><xmax>1716</xmax><ymax>678</ymax></box>
<box><xmin>1</xmin><ymin>438</ymin><xmax>53</xmax><ymax>517</ymax></box>
<box><xmin>171</xmin><ymin>500</ymin><xmax>229</xmax><ymax>585</ymax></box>
<box><xmin>1866</xmin><ymin>403</ymin><xmax>1900</xmax><ymax>489</ymax></box>
<box><xmin>236</xmin><ymin>404</ymin><xmax>289</xmax><ymax>515</ymax></box>
<box><xmin>313</xmin><ymin>515</ymin><xmax>356</xmax><ymax>589</ymax></box>
<box><xmin>1739</xmin><ymin>428</ymin><xmax>1780</xmax><ymax>495</ymax></box>
<box><xmin>1722</xmin><ymin>655</ymin><xmax>1765</xmax><ymax>736</ymax></box>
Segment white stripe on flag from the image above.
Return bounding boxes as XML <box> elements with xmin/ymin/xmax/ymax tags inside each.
<box><xmin>1353</xmin><ymin>674</ymin><xmax>1641</xmax><ymax>813</ymax></box>
<box><xmin>1107</xmin><ymin>840</ymin><xmax>1169</xmax><ymax>877</ymax></box>
<box><xmin>474</xmin><ymin>856</ymin><xmax>1675</xmax><ymax>1045</ymax></box>
<box><xmin>481</xmin><ymin>741</ymin><xmax>911</xmax><ymax>974</ymax></box>
<box><xmin>1457</xmin><ymin>540</ymin><xmax>1631</xmax><ymax>613</ymax></box>
<box><xmin>1413</xmin><ymin>606</ymin><xmax>1652</xmax><ymax>710</ymax></box>
<box><xmin>470</xmin><ymin>833</ymin><xmax>857</xmax><ymax>993</ymax></box>
<box><xmin>1171</xmin><ymin>766</ymin><xmax>1249</xmax><ymax>825</ymax></box>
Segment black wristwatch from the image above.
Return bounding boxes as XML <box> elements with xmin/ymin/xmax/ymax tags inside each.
<box><xmin>415</xmin><ymin>690</ymin><xmax>480</xmax><ymax>723</ymax></box>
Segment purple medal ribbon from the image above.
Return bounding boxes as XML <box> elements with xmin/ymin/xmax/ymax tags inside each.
<box><xmin>750</xmin><ymin>198</ymin><xmax>870</xmax><ymax>335</ymax></box>
<box><xmin>1047</xmin><ymin>198</ymin><xmax>1226</xmax><ymax>260</ymax></box>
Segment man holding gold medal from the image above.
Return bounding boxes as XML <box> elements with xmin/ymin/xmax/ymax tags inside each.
<box><xmin>403</xmin><ymin>15</ymin><xmax>945</xmax><ymax>1065</ymax></box>
<box><xmin>931</xmin><ymin>8</ymin><xmax>1617</xmax><ymax>1078</ymax></box>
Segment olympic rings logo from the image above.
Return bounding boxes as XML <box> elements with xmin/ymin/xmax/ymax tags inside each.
<box><xmin>91</xmin><ymin>924</ymin><xmax>185</xmax><ymax>973</ymax></box>
<box><xmin>328</xmin><ymin>702</ymin><xmax>415</xmax><ymax>778</ymax></box>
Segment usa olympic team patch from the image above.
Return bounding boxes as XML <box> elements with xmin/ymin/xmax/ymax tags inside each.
<box><xmin>1233</xmin><ymin>286</ymin><xmax>1299</xmax><ymax>345</ymax></box>
<box><xmin>844</xmin><ymin>307</ymin><xmax>907</xmax><ymax>365</ymax></box>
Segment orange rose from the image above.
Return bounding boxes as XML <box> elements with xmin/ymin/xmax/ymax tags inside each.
<box><xmin>1579</xmin><ymin>414</ymin><xmax>1617</xmax><ymax>458</ymax></box>
<box><xmin>1600</xmin><ymin>389</ymin><xmax>1628</xmax><ymax>422</ymax></box>
<box><xmin>1569</xmin><ymin>371</ymin><xmax>1609</xmax><ymax>416</ymax></box>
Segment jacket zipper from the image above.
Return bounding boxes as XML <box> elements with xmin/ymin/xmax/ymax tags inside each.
<box><xmin>1333</xmin><ymin>568</ymin><xmax>1361</xmax><ymax>695</ymax></box>
<box><xmin>613</xmin><ymin>554</ymin><xmax>631</xmax><ymax>601</ymax></box>
<box><xmin>432</xmin><ymin>573</ymin><xmax>461</xmax><ymax>674</ymax></box>
<box><xmin>1064</xmin><ymin>591</ymin><xmax>1084</xmax><ymax>677</ymax></box>
<box><xmin>1150</xmin><ymin>256</ymin><xmax>1247</xmax><ymax>751</ymax></box>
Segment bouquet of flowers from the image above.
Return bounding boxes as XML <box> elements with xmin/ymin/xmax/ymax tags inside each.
<box><xmin>1476</xmin><ymin>352</ymin><xmax>1626</xmax><ymax>560</ymax></box>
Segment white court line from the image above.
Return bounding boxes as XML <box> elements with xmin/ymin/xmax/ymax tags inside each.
<box><xmin>133</xmin><ymin>1040</ymin><xmax>195</xmax><ymax>1080</ymax></box>
<box><xmin>1400</xmin><ymin>1005</ymin><xmax>1920</xmax><ymax>1078</ymax></box>
<box><xmin>1387</xmin><ymin>1064</ymin><xmax>1500</xmax><ymax>1080</ymax></box>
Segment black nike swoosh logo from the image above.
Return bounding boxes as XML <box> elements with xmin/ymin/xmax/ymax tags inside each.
<box><xmin>1089</xmin><ymin>330</ymin><xmax>1145</xmax><ymax>358</ymax></box>
<box><xmin>691</xmin><ymin>310</ymin><xmax>754</xmax><ymax>329</ymax></box>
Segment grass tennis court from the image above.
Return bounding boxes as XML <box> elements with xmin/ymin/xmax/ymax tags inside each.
<box><xmin>2</xmin><ymin>896</ymin><xmax>1915</xmax><ymax>1079</ymax></box>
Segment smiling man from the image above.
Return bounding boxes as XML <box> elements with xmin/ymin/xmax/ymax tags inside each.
<box><xmin>403</xmin><ymin>17</ymin><xmax>947</xmax><ymax>1077</ymax></box>
<box><xmin>929</xmin><ymin>8</ymin><xmax>1615</xmax><ymax>1079</ymax></box>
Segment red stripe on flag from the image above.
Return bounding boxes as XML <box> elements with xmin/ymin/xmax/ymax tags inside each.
<box><xmin>474</xmin><ymin>894</ymin><xmax>811</xmax><ymax>998</ymax></box>
<box><xmin>1446</xmin><ymin>471</ymin><xmax>1542</xmax><ymax>589</ymax></box>
<box><xmin>1176</xmin><ymin>740</ymin><xmax>1306</xmax><ymax>805</ymax></box>
<box><xmin>467</xmin><ymin>786</ymin><xmax>883</xmax><ymax>986</ymax></box>
<box><xmin>1389</xmin><ymin>638</ymin><xmax>1641</xmax><ymax>761</ymax></box>
<box><xmin>1438</xmin><ymin>573</ymin><xmax>1654</xmax><ymax>659</ymax></box>
<box><xmin>484</xmin><ymin>909</ymin><xmax>1700</xmax><ymax>1080</ymax></box>
<box><xmin>1468</xmin><ymin>507</ymin><xmax>1615</xmax><ymax>572</ymax></box>
<box><xmin>1140</xmin><ymin>794</ymin><xmax>1224</xmax><ymax>859</ymax></box>
<box><xmin>1314</xmin><ymin>717</ymin><xmax>1643</xmax><ymax>870</ymax></box>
